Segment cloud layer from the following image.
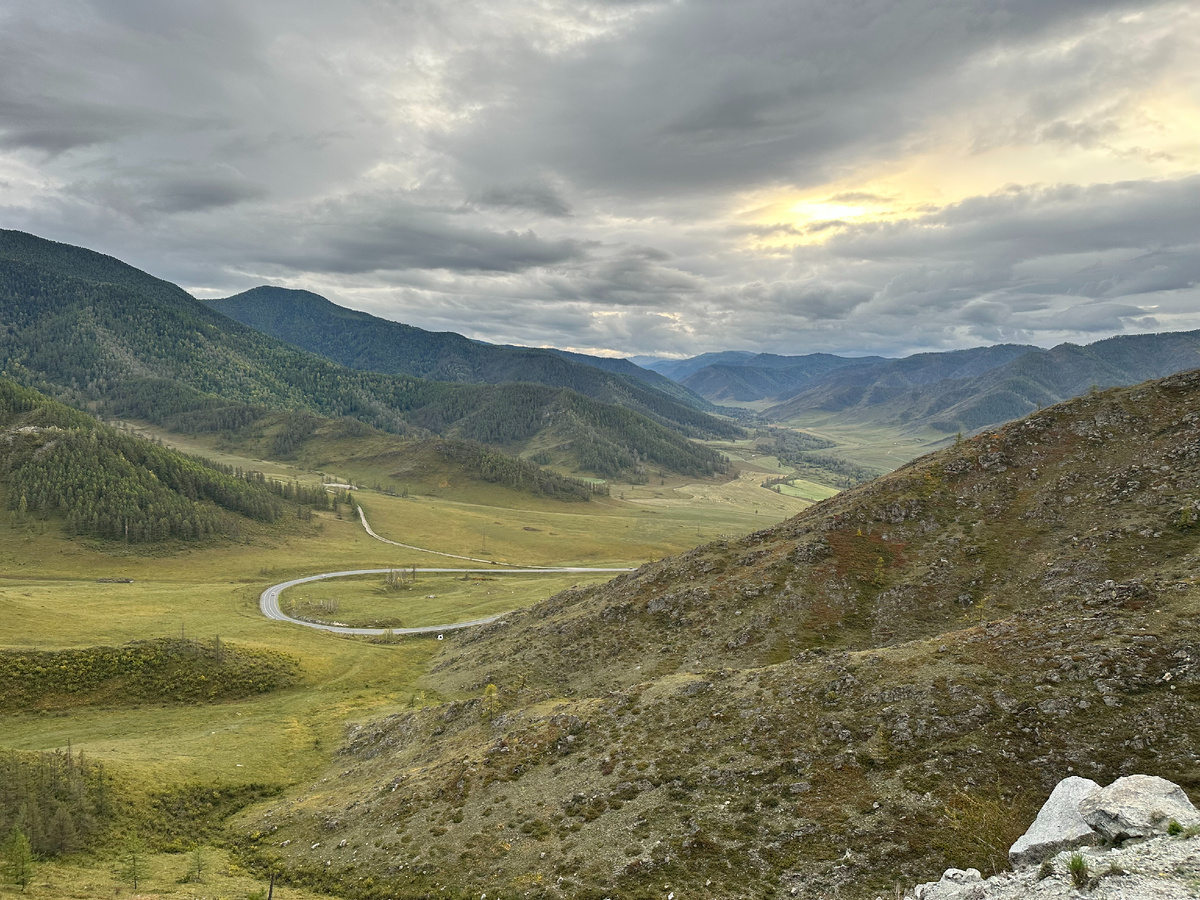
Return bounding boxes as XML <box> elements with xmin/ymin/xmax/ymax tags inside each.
<box><xmin>1</xmin><ymin>0</ymin><xmax>1197</xmax><ymax>357</ymax></box>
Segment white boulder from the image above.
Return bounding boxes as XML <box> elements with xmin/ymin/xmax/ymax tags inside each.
<box><xmin>1008</xmin><ymin>775</ymin><xmax>1101</xmax><ymax>867</ymax></box>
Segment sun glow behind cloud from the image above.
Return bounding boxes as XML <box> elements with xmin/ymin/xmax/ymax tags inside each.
<box><xmin>740</xmin><ymin>61</ymin><xmax>1200</xmax><ymax>251</ymax></box>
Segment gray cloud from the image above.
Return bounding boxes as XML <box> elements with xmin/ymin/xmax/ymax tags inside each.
<box><xmin>76</xmin><ymin>163</ymin><xmax>267</xmax><ymax>217</ymax></box>
<box><xmin>0</xmin><ymin>0</ymin><xmax>1195</xmax><ymax>360</ymax></box>
<box><xmin>448</xmin><ymin>0</ymin><xmax>1155</xmax><ymax>198</ymax></box>
<box><xmin>470</xmin><ymin>184</ymin><xmax>573</xmax><ymax>217</ymax></box>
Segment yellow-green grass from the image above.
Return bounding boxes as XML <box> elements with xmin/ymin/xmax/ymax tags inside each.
<box><xmin>703</xmin><ymin>438</ymin><xmax>797</xmax><ymax>475</ymax></box>
<box><xmin>283</xmin><ymin>571</ymin><xmax>615</xmax><ymax>629</ymax></box>
<box><xmin>0</xmin><ymin>846</ymin><xmax>338</xmax><ymax>900</ymax></box>
<box><xmin>352</xmin><ymin>477</ymin><xmax>813</xmax><ymax>567</ymax></box>
<box><xmin>0</xmin><ymin>427</ymin><xmax>827</xmax><ymax>817</ymax></box>
<box><xmin>771</xmin><ymin>478</ymin><xmax>842</xmax><ymax>502</ymax></box>
<box><xmin>114</xmin><ymin>420</ymin><xmax>331</xmax><ymax>488</ymax></box>
<box><xmin>0</xmin><ymin>568</ymin><xmax>440</xmax><ymax>785</ymax></box>
<box><xmin>0</xmin><ymin>463</ymin><xmax>816</xmax><ymax>785</ymax></box>
<box><xmin>772</xmin><ymin>414</ymin><xmax>949</xmax><ymax>473</ymax></box>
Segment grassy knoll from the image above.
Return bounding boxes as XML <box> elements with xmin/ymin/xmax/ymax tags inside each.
<box><xmin>0</xmin><ymin>639</ymin><xmax>296</xmax><ymax>711</ymax></box>
<box><xmin>283</xmin><ymin>571</ymin><xmax>617</xmax><ymax>629</ymax></box>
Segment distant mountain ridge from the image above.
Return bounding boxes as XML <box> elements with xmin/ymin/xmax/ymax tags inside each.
<box><xmin>0</xmin><ymin>230</ymin><xmax>735</xmax><ymax>480</ymax></box>
<box><xmin>765</xmin><ymin>332</ymin><xmax>1200</xmax><ymax>432</ymax></box>
<box><xmin>653</xmin><ymin>334</ymin><xmax>1200</xmax><ymax>434</ymax></box>
<box><xmin>679</xmin><ymin>352</ymin><xmax>891</xmax><ymax>402</ymax></box>
<box><xmin>206</xmin><ymin>286</ymin><xmax>717</xmax><ymax>421</ymax></box>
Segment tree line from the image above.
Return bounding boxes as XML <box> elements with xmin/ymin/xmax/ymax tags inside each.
<box><xmin>433</xmin><ymin>440</ymin><xmax>606</xmax><ymax>501</ymax></box>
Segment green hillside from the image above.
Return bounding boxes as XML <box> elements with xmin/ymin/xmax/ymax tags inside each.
<box><xmin>0</xmin><ymin>230</ymin><xmax>734</xmax><ymax>480</ymax></box>
<box><xmin>207</xmin><ymin>286</ymin><xmax>716</xmax><ymax>417</ymax></box>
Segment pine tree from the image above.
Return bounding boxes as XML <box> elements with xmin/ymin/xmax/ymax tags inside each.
<box><xmin>3</xmin><ymin>826</ymin><xmax>34</xmax><ymax>889</ymax></box>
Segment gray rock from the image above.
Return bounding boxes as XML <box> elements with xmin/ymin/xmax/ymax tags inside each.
<box><xmin>912</xmin><ymin>867</ymin><xmax>985</xmax><ymax>900</ymax></box>
<box><xmin>1008</xmin><ymin>775</ymin><xmax>1101</xmax><ymax>867</ymax></box>
<box><xmin>1079</xmin><ymin>774</ymin><xmax>1200</xmax><ymax>842</ymax></box>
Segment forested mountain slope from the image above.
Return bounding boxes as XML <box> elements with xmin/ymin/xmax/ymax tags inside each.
<box><xmin>0</xmin><ymin>379</ymin><xmax>328</xmax><ymax>542</ymax></box>
<box><xmin>681</xmin><ymin>346</ymin><xmax>1027</xmax><ymax>404</ymax></box>
<box><xmin>249</xmin><ymin>368</ymin><xmax>1200</xmax><ymax>900</ymax></box>
<box><xmin>766</xmin><ymin>330</ymin><xmax>1200</xmax><ymax>434</ymax></box>
<box><xmin>206</xmin><ymin>286</ymin><xmax>718</xmax><ymax>422</ymax></box>
<box><xmin>0</xmin><ymin>231</ymin><xmax>734</xmax><ymax>479</ymax></box>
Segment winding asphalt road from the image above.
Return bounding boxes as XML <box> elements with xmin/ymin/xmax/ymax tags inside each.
<box><xmin>258</xmin><ymin>567</ymin><xmax>631</xmax><ymax>636</ymax></box>
<box><xmin>259</xmin><ymin>508</ymin><xmax>637</xmax><ymax>635</ymax></box>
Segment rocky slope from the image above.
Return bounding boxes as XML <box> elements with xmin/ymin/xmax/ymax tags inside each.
<box><xmin>241</xmin><ymin>369</ymin><xmax>1200</xmax><ymax>900</ymax></box>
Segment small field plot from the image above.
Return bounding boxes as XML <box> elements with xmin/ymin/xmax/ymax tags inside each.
<box><xmin>629</xmin><ymin>469</ymin><xmax>817</xmax><ymax>518</ymax></box>
<box><xmin>282</xmin><ymin>570</ymin><xmax>615</xmax><ymax>629</ymax></box>
<box><xmin>770</xmin><ymin>478</ymin><xmax>841</xmax><ymax>503</ymax></box>
<box><xmin>774</xmin><ymin>414</ymin><xmax>948</xmax><ymax>473</ymax></box>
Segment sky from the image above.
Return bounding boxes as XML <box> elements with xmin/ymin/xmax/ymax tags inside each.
<box><xmin>1</xmin><ymin>0</ymin><xmax>1198</xmax><ymax>360</ymax></box>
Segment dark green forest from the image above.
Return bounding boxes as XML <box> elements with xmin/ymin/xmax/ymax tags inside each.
<box><xmin>0</xmin><ymin>749</ymin><xmax>110</xmax><ymax>858</ymax></box>
<box><xmin>0</xmin><ymin>379</ymin><xmax>328</xmax><ymax>542</ymax></box>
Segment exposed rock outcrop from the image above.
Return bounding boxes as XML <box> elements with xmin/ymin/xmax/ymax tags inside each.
<box><xmin>1008</xmin><ymin>775</ymin><xmax>1100</xmax><ymax>867</ymax></box>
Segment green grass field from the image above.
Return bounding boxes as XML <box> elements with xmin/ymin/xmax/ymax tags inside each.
<box><xmin>0</xmin><ymin>460</ymin><xmax>818</xmax><ymax>782</ymax></box>
<box><xmin>770</xmin><ymin>413</ymin><xmax>950</xmax><ymax>472</ymax></box>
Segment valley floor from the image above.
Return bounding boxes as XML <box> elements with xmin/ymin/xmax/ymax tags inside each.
<box><xmin>0</xmin><ymin>433</ymin><xmax>837</xmax><ymax>898</ymax></box>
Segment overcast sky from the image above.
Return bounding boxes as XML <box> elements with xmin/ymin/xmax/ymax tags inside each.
<box><xmin>2</xmin><ymin>0</ymin><xmax>1197</xmax><ymax>358</ymax></box>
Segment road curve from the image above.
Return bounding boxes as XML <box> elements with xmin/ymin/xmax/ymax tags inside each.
<box><xmin>259</xmin><ymin>565</ymin><xmax>635</xmax><ymax>636</ymax></box>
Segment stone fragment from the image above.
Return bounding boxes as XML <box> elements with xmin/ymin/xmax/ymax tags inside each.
<box><xmin>1008</xmin><ymin>775</ymin><xmax>1101</xmax><ymax>867</ymax></box>
<box><xmin>911</xmin><ymin>867</ymin><xmax>985</xmax><ymax>900</ymax></box>
<box><xmin>1078</xmin><ymin>774</ymin><xmax>1200</xmax><ymax>842</ymax></box>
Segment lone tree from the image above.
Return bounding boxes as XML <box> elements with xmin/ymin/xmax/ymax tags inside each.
<box><xmin>120</xmin><ymin>834</ymin><xmax>148</xmax><ymax>890</ymax></box>
<box><xmin>482</xmin><ymin>683</ymin><xmax>500</xmax><ymax>722</ymax></box>
<box><xmin>3</xmin><ymin>826</ymin><xmax>34</xmax><ymax>889</ymax></box>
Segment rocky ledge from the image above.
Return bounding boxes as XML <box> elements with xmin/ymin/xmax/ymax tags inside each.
<box><xmin>907</xmin><ymin>775</ymin><xmax>1200</xmax><ymax>899</ymax></box>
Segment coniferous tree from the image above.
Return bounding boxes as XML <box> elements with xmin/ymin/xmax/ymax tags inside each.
<box><xmin>2</xmin><ymin>826</ymin><xmax>34</xmax><ymax>889</ymax></box>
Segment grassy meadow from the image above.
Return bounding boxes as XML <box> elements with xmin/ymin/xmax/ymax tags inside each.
<box><xmin>769</xmin><ymin>413</ymin><xmax>951</xmax><ymax>472</ymax></box>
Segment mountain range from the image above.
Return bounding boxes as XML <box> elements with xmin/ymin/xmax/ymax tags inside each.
<box><xmin>206</xmin><ymin>286</ymin><xmax>716</xmax><ymax>418</ymax></box>
<box><xmin>0</xmin><ymin>230</ymin><xmax>735</xmax><ymax>481</ymax></box>
<box><xmin>645</xmin><ymin>332</ymin><xmax>1200</xmax><ymax>435</ymax></box>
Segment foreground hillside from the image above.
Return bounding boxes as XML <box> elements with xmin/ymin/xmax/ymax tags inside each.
<box><xmin>0</xmin><ymin>230</ymin><xmax>736</xmax><ymax>480</ymax></box>
<box><xmin>245</xmin><ymin>369</ymin><xmax>1200</xmax><ymax>899</ymax></box>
